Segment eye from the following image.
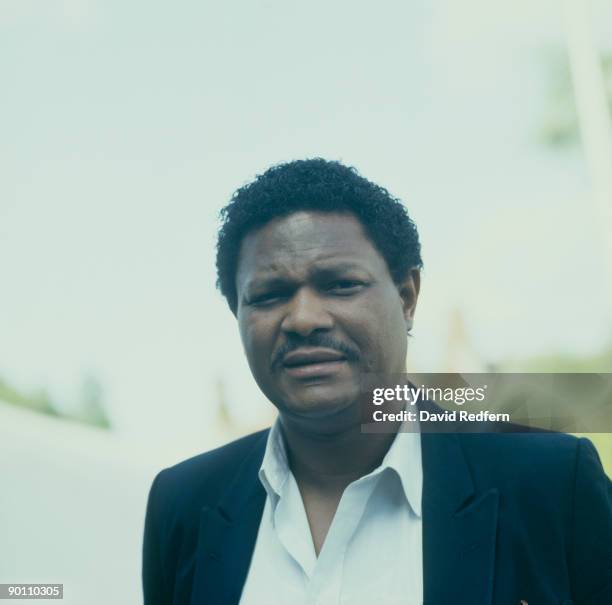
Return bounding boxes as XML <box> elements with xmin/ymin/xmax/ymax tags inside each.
<box><xmin>325</xmin><ymin>280</ymin><xmax>365</xmax><ymax>294</ymax></box>
<box><xmin>248</xmin><ymin>291</ymin><xmax>288</xmax><ymax>307</ymax></box>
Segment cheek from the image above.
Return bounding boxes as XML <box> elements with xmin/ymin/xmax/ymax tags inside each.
<box><xmin>385</xmin><ymin>305</ymin><xmax>409</xmax><ymax>366</ymax></box>
<box><xmin>358</xmin><ymin>293</ymin><xmax>407</xmax><ymax>364</ymax></box>
<box><xmin>239</xmin><ymin>316</ymin><xmax>275</xmax><ymax>366</ymax></box>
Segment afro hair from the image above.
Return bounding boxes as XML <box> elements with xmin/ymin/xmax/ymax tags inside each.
<box><xmin>216</xmin><ymin>158</ymin><xmax>422</xmax><ymax>313</ymax></box>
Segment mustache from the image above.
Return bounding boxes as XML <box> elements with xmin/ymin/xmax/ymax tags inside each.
<box><xmin>272</xmin><ymin>334</ymin><xmax>360</xmax><ymax>370</ymax></box>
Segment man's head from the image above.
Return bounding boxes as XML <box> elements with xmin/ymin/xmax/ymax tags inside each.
<box><xmin>216</xmin><ymin>159</ymin><xmax>422</xmax><ymax>429</ymax></box>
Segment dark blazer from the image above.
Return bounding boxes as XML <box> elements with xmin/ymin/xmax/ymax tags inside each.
<box><xmin>143</xmin><ymin>429</ymin><xmax>612</xmax><ymax>605</ymax></box>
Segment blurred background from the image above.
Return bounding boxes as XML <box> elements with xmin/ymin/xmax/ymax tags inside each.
<box><xmin>1</xmin><ymin>0</ymin><xmax>611</xmax><ymax>603</ymax></box>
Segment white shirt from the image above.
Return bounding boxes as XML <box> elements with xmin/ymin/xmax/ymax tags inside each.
<box><xmin>239</xmin><ymin>420</ymin><xmax>423</xmax><ymax>605</ymax></box>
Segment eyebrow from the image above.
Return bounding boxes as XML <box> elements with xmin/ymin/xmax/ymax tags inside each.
<box><xmin>243</xmin><ymin>262</ymin><xmax>371</xmax><ymax>293</ymax></box>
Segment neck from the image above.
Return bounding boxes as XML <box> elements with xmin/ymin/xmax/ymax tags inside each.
<box><xmin>279</xmin><ymin>409</ymin><xmax>401</xmax><ymax>492</ymax></box>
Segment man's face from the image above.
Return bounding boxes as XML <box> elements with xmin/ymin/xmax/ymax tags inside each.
<box><xmin>235</xmin><ymin>211</ymin><xmax>419</xmax><ymax>425</ymax></box>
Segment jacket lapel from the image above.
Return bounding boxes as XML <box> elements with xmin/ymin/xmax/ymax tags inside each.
<box><xmin>421</xmin><ymin>431</ymin><xmax>499</xmax><ymax>605</ymax></box>
<box><xmin>191</xmin><ymin>432</ymin><xmax>268</xmax><ymax>605</ymax></box>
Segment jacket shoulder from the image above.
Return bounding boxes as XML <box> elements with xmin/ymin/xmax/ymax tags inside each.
<box><xmin>458</xmin><ymin>430</ymin><xmax>581</xmax><ymax>478</ymax></box>
<box><xmin>153</xmin><ymin>429</ymin><xmax>269</xmax><ymax>517</ymax></box>
<box><xmin>163</xmin><ymin>429</ymin><xmax>268</xmax><ymax>481</ymax></box>
<box><xmin>456</xmin><ymin>431</ymin><xmax>603</xmax><ymax>506</ymax></box>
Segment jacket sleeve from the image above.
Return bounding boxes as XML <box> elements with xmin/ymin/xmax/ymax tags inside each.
<box><xmin>143</xmin><ymin>472</ymin><xmax>171</xmax><ymax>605</ymax></box>
<box><xmin>569</xmin><ymin>438</ymin><xmax>612</xmax><ymax>605</ymax></box>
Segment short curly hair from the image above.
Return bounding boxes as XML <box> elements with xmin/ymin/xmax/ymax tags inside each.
<box><xmin>216</xmin><ymin>158</ymin><xmax>423</xmax><ymax>314</ymax></box>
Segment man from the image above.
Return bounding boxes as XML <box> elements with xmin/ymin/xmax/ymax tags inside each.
<box><xmin>143</xmin><ymin>159</ymin><xmax>612</xmax><ymax>604</ymax></box>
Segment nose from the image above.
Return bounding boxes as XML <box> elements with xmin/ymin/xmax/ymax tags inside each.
<box><xmin>280</xmin><ymin>287</ymin><xmax>333</xmax><ymax>337</ymax></box>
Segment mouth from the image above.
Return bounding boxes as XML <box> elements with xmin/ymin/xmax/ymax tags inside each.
<box><xmin>281</xmin><ymin>348</ymin><xmax>349</xmax><ymax>380</ymax></box>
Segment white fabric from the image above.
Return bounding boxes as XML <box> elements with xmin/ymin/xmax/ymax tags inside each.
<box><xmin>239</xmin><ymin>419</ymin><xmax>423</xmax><ymax>605</ymax></box>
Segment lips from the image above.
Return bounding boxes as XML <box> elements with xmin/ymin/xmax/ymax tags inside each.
<box><xmin>283</xmin><ymin>348</ymin><xmax>346</xmax><ymax>366</ymax></box>
<box><xmin>281</xmin><ymin>348</ymin><xmax>348</xmax><ymax>379</ymax></box>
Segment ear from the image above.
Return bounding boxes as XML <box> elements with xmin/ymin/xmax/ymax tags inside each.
<box><xmin>398</xmin><ymin>269</ymin><xmax>420</xmax><ymax>332</ymax></box>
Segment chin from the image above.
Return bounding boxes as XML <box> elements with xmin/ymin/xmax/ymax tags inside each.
<box><xmin>278</xmin><ymin>389</ymin><xmax>360</xmax><ymax>423</ymax></box>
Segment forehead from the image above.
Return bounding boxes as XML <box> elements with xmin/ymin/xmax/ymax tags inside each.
<box><xmin>236</xmin><ymin>211</ymin><xmax>388</xmax><ymax>286</ymax></box>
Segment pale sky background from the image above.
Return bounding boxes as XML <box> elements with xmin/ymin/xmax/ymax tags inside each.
<box><xmin>2</xmin><ymin>0</ymin><xmax>612</xmax><ymax>452</ymax></box>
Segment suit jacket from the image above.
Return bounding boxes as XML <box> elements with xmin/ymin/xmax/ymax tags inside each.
<box><xmin>143</xmin><ymin>428</ymin><xmax>612</xmax><ymax>605</ymax></box>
